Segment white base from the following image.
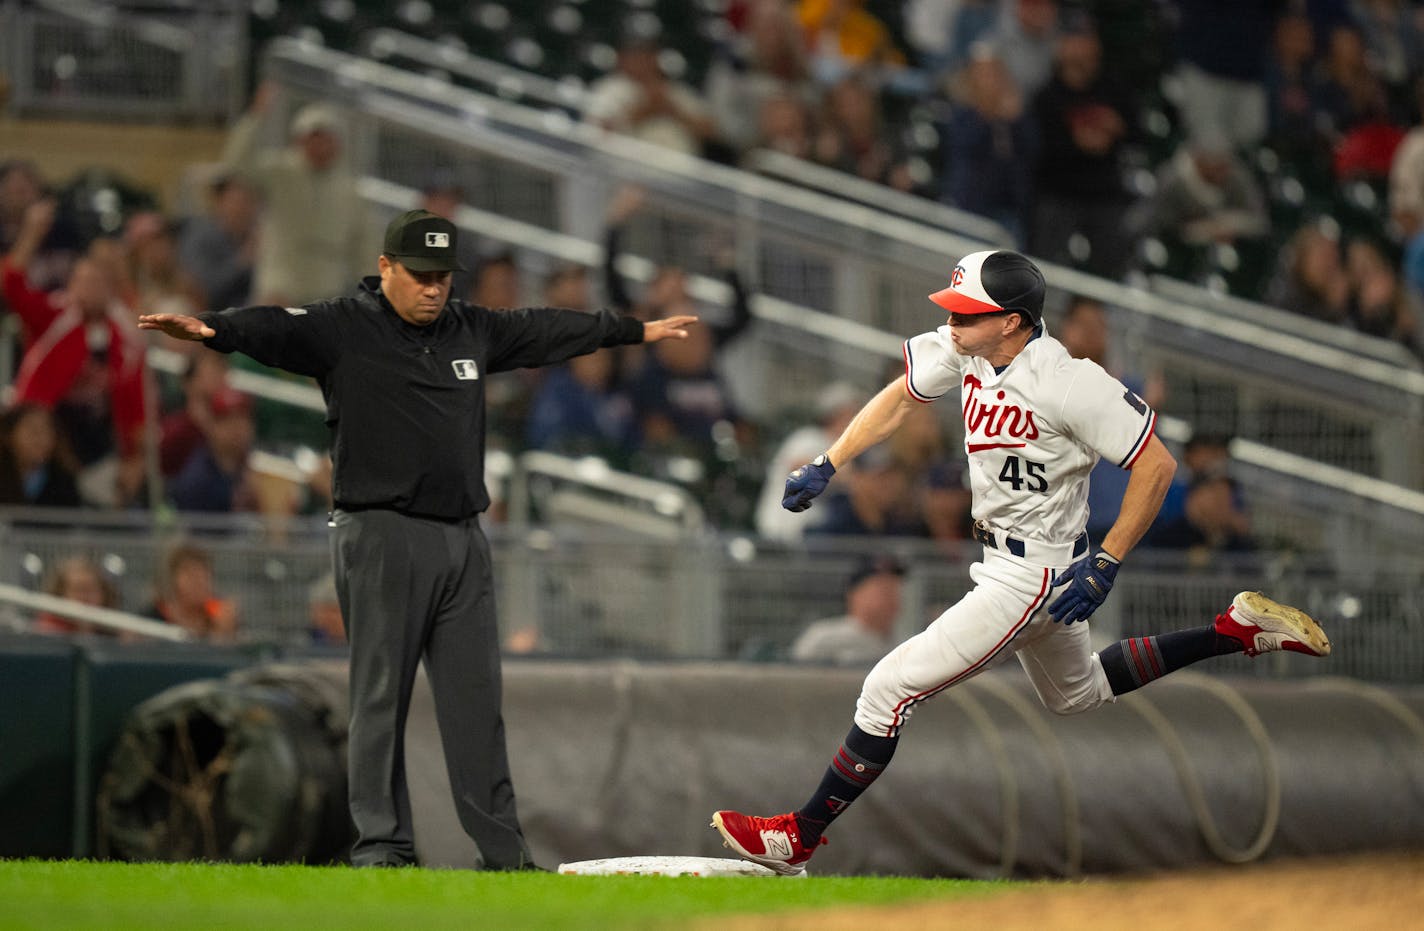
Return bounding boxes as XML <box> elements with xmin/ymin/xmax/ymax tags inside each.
<box><xmin>557</xmin><ymin>856</ymin><xmax>805</xmax><ymax>878</ymax></box>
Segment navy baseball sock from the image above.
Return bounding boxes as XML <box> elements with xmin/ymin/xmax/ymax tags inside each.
<box><xmin>1099</xmin><ymin>626</ymin><xmax>1243</xmax><ymax>695</ymax></box>
<box><xmin>794</xmin><ymin>725</ymin><xmax>898</xmax><ymax>843</ymax></box>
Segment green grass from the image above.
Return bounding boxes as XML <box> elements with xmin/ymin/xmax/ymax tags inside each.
<box><xmin>1</xmin><ymin>859</ymin><xmax>1010</xmax><ymax>930</ymax></box>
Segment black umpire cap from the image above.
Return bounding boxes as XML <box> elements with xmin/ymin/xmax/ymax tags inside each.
<box><xmin>382</xmin><ymin>209</ymin><xmax>467</xmax><ymax>273</ymax></box>
<box><xmin>929</xmin><ymin>250</ymin><xmax>1046</xmax><ymax>324</ymax></box>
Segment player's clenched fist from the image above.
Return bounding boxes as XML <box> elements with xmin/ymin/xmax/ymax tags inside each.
<box><xmin>1048</xmin><ymin>551</ymin><xmax>1120</xmax><ymax>624</ymax></box>
<box><xmin>782</xmin><ymin>454</ymin><xmax>835</xmax><ymax>512</ymax></box>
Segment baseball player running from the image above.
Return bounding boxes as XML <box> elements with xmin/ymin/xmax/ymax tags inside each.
<box><xmin>711</xmin><ymin>250</ymin><xmax>1331</xmax><ymax>875</ymax></box>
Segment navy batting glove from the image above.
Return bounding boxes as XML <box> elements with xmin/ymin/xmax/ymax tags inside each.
<box><xmin>1048</xmin><ymin>551</ymin><xmax>1121</xmax><ymax>624</ymax></box>
<box><xmin>782</xmin><ymin>454</ymin><xmax>835</xmax><ymax>512</ymax></box>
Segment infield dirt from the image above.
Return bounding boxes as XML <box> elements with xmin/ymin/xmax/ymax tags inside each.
<box><xmin>712</xmin><ymin>852</ymin><xmax>1424</xmax><ymax>931</ymax></box>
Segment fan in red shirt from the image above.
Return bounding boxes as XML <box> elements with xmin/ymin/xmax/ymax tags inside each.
<box><xmin>1</xmin><ymin>199</ymin><xmax>148</xmax><ymax>470</ymax></box>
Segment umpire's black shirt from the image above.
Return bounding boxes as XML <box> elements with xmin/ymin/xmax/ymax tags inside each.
<box><xmin>199</xmin><ymin>275</ymin><xmax>643</xmax><ymax>520</ymax></box>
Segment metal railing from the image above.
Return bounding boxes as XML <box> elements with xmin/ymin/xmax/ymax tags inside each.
<box><xmin>0</xmin><ymin>0</ymin><xmax>248</xmax><ymax>122</ymax></box>
<box><xmin>256</xmin><ymin>39</ymin><xmax>1424</xmax><ymax>491</ymax></box>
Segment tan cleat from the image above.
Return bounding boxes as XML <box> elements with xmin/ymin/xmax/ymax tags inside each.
<box><xmin>1216</xmin><ymin>591</ymin><xmax>1332</xmax><ymax>658</ymax></box>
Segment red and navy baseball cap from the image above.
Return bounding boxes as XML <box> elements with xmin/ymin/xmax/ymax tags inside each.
<box><xmin>929</xmin><ymin>250</ymin><xmax>1045</xmax><ymax>324</ymax></box>
<box><xmin>382</xmin><ymin>209</ymin><xmax>466</xmax><ymax>273</ymax></box>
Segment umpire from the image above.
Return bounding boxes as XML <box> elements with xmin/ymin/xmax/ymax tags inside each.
<box><xmin>140</xmin><ymin>209</ymin><xmax>696</xmax><ymax>868</ymax></box>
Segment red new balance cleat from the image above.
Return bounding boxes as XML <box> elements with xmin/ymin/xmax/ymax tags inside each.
<box><xmin>1216</xmin><ymin>591</ymin><xmax>1332</xmax><ymax>658</ymax></box>
<box><xmin>710</xmin><ymin>810</ymin><xmax>827</xmax><ymax>876</ymax></box>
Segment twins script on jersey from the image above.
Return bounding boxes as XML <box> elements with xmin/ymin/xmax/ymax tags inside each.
<box><xmin>903</xmin><ymin>325</ymin><xmax>1155</xmax><ymax>548</ymax></box>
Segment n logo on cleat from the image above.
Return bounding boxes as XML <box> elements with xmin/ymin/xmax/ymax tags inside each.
<box><xmin>763</xmin><ymin>834</ymin><xmax>792</xmax><ymax>858</ymax></box>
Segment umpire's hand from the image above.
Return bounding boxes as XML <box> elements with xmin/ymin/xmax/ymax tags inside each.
<box><xmin>642</xmin><ymin>314</ymin><xmax>699</xmax><ymax>343</ymax></box>
<box><xmin>137</xmin><ymin>313</ymin><xmax>216</xmax><ymax>341</ymax></box>
<box><xmin>782</xmin><ymin>454</ymin><xmax>835</xmax><ymax>512</ymax></box>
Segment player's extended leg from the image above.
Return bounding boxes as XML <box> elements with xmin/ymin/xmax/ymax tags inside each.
<box><xmin>713</xmin><ymin>554</ymin><xmax>1055</xmax><ymax>874</ymax></box>
<box><xmin>1097</xmin><ymin>591</ymin><xmax>1331</xmax><ymax>696</ymax></box>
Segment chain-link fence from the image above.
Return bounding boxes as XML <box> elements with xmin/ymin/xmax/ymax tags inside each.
<box><xmin>3</xmin><ymin>509</ymin><xmax>1418</xmax><ymax>684</ymax></box>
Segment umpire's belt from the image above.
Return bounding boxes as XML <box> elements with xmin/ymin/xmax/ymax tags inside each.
<box><xmin>972</xmin><ymin>521</ymin><xmax>1088</xmax><ymax>565</ymax></box>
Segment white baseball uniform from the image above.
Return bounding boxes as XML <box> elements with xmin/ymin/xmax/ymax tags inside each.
<box><xmin>854</xmin><ymin>324</ymin><xmax>1157</xmax><ymax>735</ymax></box>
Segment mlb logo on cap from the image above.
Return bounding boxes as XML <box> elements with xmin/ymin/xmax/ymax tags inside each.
<box><xmin>929</xmin><ymin>250</ymin><xmax>1046</xmax><ymax>324</ymax></box>
<box><xmin>382</xmin><ymin>209</ymin><xmax>467</xmax><ymax>273</ymax></box>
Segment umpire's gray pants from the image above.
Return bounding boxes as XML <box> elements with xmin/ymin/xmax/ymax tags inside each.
<box><xmin>330</xmin><ymin>507</ymin><xmax>531</xmax><ymax>868</ymax></box>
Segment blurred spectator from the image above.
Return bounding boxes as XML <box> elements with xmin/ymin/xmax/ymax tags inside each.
<box><xmin>1171</xmin><ymin>0</ymin><xmax>1273</xmax><ymax>150</ymax></box>
<box><xmin>470</xmin><ymin>252</ymin><xmax>523</xmax><ymax>309</ymax></box>
<box><xmin>222</xmin><ymin>86</ymin><xmax>374</xmax><ymax>305</ymax></box>
<box><xmin>991</xmin><ymin>0</ymin><xmax>1062</xmax><ymax>99</ymax></box>
<box><xmin>1332</xmin><ymin>102</ymin><xmax>1405</xmax><ymax>181</ymax></box>
<box><xmin>145</xmin><ymin>542</ymin><xmax>238</xmax><ymax>642</ymax></box>
<box><xmin>585</xmin><ymin>36</ymin><xmax>718</xmax><ymax>156</ymax></box>
<box><xmin>940</xmin><ymin>45</ymin><xmax>1035</xmax><ymax>242</ymax></box>
<box><xmin>1344</xmin><ymin>236</ymin><xmax>1421</xmax><ymax>353</ymax></box>
<box><xmin>33</xmin><ymin>555</ymin><xmax>120</xmax><ymax>637</ymax></box>
<box><xmin>1056</xmin><ymin>296</ymin><xmax>1167</xmax><ymax>540</ymax></box>
<box><xmin>0</xmin><ymin>159</ymin><xmax>82</xmax><ymax>293</ymax></box>
<box><xmin>1150</xmin><ymin>472</ymin><xmax>1255</xmax><ymax>568</ymax></box>
<box><xmin>1264</xmin><ymin>12</ymin><xmax>1328</xmax><ymax>169</ymax></box>
<box><xmin>177</xmin><ymin>171</ymin><xmax>258</xmax><ymax>311</ymax></box>
<box><xmin>1141</xmin><ymin>137</ymin><xmax>1269</xmax><ymax>247</ymax></box>
<box><xmin>603</xmin><ymin>186</ymin><xmax>753</xmax><ymax>347</ymax></box>
<box><xmin>1180</xmin><ymin>432</ymin><xmax>1233</xmax><ymax>482</ymax></box>
<box><xmin>542</xmin><ymin>263</ymin><xmax>592</xmax><ymax>312</ymax></box>
<box><xmin>1349</xmin><ymin>0</ymin><xmax>1424</xmax><ymax>115</ymax></box>
<box><xmin>524</xmin><ymin>349</ymin><xmax>639</xmax><ymax>463</ymax></box>
<box><xmin>790</xmin><ymin>555</ymin><xmax>905</xmax><ymax>665</ymax></box>
<box><xmin>125</xmin><ymin>211</ymin><xmax>205</xmax><ymax>322</ymax></box>
<box><xmin>755</xmin><ymin>381</ymin><xmax>866</xmax><ymax>540</ymax></box>
<box><xmin>626</xmin><ymin>315</ymin><xmax>744</xmax><ymax>462</ymax></box>
<box><xmin>1149</xmin><ymin>431</ymin><xmax>1234</xmax><ymax>541</ymax></box>
<box><xmin>1389</xmin><ymin>77</ymin><xmax>1424</xmax><ymax>224</ymax></box>
<box><xmin>0</xmin><ymin>402</ymin><xmax>80</xmax><ymax>508</ymax></box>
<box><xmin>307</xmin><ymin>572</ymin><xmax>346</xmax><ymax>646</ymax></box>
<box><xmin>159</xmin><ymin>350</ymin><xmax>232</xmax><ymax>478</ymax></box>
<box><xmin>796</xmin><ymin>0</ymin><xmax>907</xmax><ymax>85</ymax></box>
<box><xmin>2</xmin><ymin>199</ymin><xmax>149</xmax><ymax>477</ymax></box>
<box><xmin>905</xmin><ymin>0</ymin><xmax>999</xmax><ymax>79</ymax></box>
<box><xmin>886</xmin><ymin>401</ymin><xmax>965</xmax><ymax>540</ymax></box>
<box><xmin>813</xmin><ymin>74</ymin><xmax>916</xmax><ymax>192</ymax></box>
<box><xmin>419</xmin><ymin>178</ymin><xmax>481</xmax><ymax>299</ymax></box>
<box><xmin>806</xmin><ymin>443</ymin><xmax>927</xmax><ymax>537</ymax></box>
<box><xmin>1265</xmin><ymin>220</ymin><xmax>1351</xmax><ymax>323</ymax></box>
<box><xmin>167</xmin><ymin>387</ymin><xmax>259</xmax><ymax>513</ymax></box>
<box><xmin>1400</xmin><ymin>207</ymin><xmax>1424</xmax><ymax>303</ymax></box>
<box><xmin>922</xmin><ymin>459</ymin><xmax>973</xmax><ymax>543</ymax></box>
<box><xmin>1055</xmin><ymin>295</ymin><xmax>1165</xmax><ymax>408</ymax></box>
<box><xmin>1030</xmin><ymin>23</ymin><xmax>1135</xmax><ymax>277</ymax></box>
<box><xmin>751</xmin><ymin>92</ymin><xmax>817</xmax><ymax>161</ymax></box>
<box><xmin>705</xmin><ymin>0</ymin><xmax>817</xmax><ymax>154</ymax></box>
<box><xmin>1313</xmin><ymin>24</ymin><xmax>1388</xmax><ymax>140</ymax></box>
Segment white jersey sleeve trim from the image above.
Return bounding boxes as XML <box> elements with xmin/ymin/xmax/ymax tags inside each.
<box><xmin>903</xmin><ymin>338</ymin><xmax>941</xmax><ymax>403</ymax></box>
<box><xmin>1118</xmin><ymin>410</ymin><xmax>1157</xmax><ymax>468</ymax></box>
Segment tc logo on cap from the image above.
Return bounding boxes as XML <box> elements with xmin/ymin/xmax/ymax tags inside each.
<box><xmin>425</xmin><ymin>232</ymin><xmax>450</xmax><ymax>249</ymax></box>
<box><xmin>950</xmin><ymin>265</ymin><xmax>965</xmax><ymax>287</ymax></box>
